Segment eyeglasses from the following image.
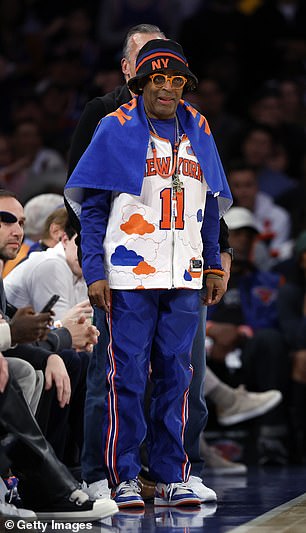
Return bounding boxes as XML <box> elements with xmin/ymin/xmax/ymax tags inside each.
<box><xmin>149</xmin><ymin>73</ymin><xmax>187</xmax><ymax>89</ymax></box>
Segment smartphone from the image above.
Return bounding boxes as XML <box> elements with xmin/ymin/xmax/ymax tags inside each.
<box><xmin>40</xmin><ymin>294</ymin><xmax>60</xmax><ymax>313</ymax></box>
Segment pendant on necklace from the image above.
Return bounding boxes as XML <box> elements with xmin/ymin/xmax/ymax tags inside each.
<box><xmin>172</xmin><ymin>173</ymin><xmax>184</xmax><ymax>193</ymax></box>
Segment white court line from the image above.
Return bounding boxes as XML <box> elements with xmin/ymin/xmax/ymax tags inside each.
<box><xmin>228</xmin><ymin>493</ymin><xmax>306</xmax><ymax>533</ymax></box>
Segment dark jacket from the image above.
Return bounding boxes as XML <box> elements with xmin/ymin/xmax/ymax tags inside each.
<box><xmin>0</xmin><ymin>278</ymin><xmax>72</xmax><ymax>370</ymax></box>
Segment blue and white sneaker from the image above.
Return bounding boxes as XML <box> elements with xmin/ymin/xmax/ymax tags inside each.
<box><xmin>111</xmin><ymin>480</ymin><xmax>145</xmax><ymax>509</ymax></box>
<box><xmin>186</xmin><ymin>476</ymin><xmax>217</xmax><ymax>502</ymax></box>
<box><xmin>154</xmin><ymin>482</ymin><xmax>201</xmax><ymax>507</ymax></box>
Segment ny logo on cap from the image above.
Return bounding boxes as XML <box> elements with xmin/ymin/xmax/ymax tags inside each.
<box><xmin>151</xmin><ymin>58</ymin><xmax>169</xmax><ymax>70</ymax></box>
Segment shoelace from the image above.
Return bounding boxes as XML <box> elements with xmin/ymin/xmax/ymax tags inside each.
<box><xmin>69</xmin><ymin>489</ymin><xmax>89</xmax><ymax>506</ymax></box>
<box><xmin>118</xmin><ymin>479</ymin><xmax>141</xmax><ymax>494</ymax></box>
<box><xmin>167</xmin><ymin>482</ymin><xmax>193</xmax><ymax>500</ymax></box>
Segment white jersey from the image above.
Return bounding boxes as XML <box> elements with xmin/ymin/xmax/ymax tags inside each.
<box><xmin>103</xmin><ymin>132</ymin><xmax>208</xmax><ymax>289</ymax></box>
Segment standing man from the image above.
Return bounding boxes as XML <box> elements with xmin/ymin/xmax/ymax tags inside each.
<box><xmin>66</xmin><ymin>24</ymin><xmax>232</xmax><ymax>502</ymax></box>
<box><xmin>65</xmin><ymin>38</ymin><xmax>232</xmax><ymax>508</ymax></box>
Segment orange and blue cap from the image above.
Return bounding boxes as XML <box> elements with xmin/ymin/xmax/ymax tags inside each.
<box><xmin>128</xmin><ymin>39</ymin><xmax>198</xmax><ymax>95</ymax></box>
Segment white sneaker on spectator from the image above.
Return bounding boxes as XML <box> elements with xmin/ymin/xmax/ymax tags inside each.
<box><xmin>217</xmin><ymin>387</ymin><xmax>282</xmax><ymax>426</ymax></box>
<box><xmin>81</xmin><ymin>479</ymin><xmax>111</xmax><ymax>499</ymax></box>
<box><xmin>186</xmin><ymin>476</ymin><xmax>217</xmax><ymax>502</ymax></box>
<box><xmin>200</xmin><ymin>436</ymin><xmax>247</xmax><ymax>476</ymax></box>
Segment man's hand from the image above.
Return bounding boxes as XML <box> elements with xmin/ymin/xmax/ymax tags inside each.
<box><xmin>45</xmin><ymin>354</ymin><xmax>71</xmax><ymax>408</ymax></box>
<box><xmin>88</xmin><ymin>280</ymin><xmax>110</xmax><ymax>313</ymax></box>
<box><xmin>65</xmin><ymin>314</ymin><xmax>99</xmax><ymax>352</ymax></box>
<box><xmin>62</xmin><ymin>300</ymin><xmax>93</xmax><ymax>324</ymax></box>
<box><xmin>203</xmin><ymin>276</ymin><xmax>225</xmax><ymax>306</ymax></box>
<box><xmin>9</xmin><ymin>307</ymin><xmax>52</xmax><ymax>344</ymax></box>
<box><xmin>0</xmin><ymin>352</ymin><xmax>8</xmax><ymax>393</ymax></box>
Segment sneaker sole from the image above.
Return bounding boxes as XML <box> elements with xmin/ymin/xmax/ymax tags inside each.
<box><xmin>218</xmin><ymin>391</ymin><xmax>282</xmax><ymax>426</ymax></box>
<box><xmin>154</xmin><ymin>496</ymin><xmax>201</xmax><ymax>507</ymax></box>
<box><xmin>116</xmin><ymin>500</ymin><xmax>145</xmax><ymax>510</ymax></box>
<box><xmin>37</xmin><ymin>499</ymin><xmax>118</xmax><ymax>521</ymax></box>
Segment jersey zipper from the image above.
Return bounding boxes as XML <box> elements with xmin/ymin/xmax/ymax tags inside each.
<box><xmin>171</xmin><ymin>187</ymin><xmax>177</xmax><ymax>288</ymax></box>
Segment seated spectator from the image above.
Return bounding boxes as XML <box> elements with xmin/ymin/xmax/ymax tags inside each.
<box><xmin>23</xmin><ymin>193</ymin><xmax>64</xmax><ymax>246</ymax></box>
<box><xmin>206</xmin><ymin>206</ymin><xmax>291</xmax><ymax>465</ymax></box>
<box><xmin>227</xmin><ymin>160</ymin><xmax>292</xmax><ymax>265</ymax></box>
<box><xmin>0</xmin><ymin>189</ymin><xmax>96</xmax><ymax>465</ymax></box>
<box><xmin>2</xmin><ymin>192</ymin><xmax>63</xmax><ymax>277</ymax></box>
<box><xmin>277</xmin><ymin>230</ymin><xmax>306</xmax><ymax>463</ymax></box>
<box><xmin>27</xmin><ymin>206</ymin><xmax>67</xmax><ymax>254</ymax></box>
<box><xmin>4</xmin><ymin>216</ymin><xmax>88</xmax><ymax>320</ymax></box>
<box><xmin>0</xmin><ymin>353</ymin><xmax>118</xmax><ymax>520</ymax></box>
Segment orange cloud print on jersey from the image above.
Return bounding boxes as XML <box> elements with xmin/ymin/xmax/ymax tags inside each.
<box><xmin>133</xmin><ymin>261</ymin><xmax>156</xmax><ymax>275</ymax></box>
<box><xmin>120</xmin><ymin>213</ymin><xmax>155</xmax><ymax>235</ymax></box>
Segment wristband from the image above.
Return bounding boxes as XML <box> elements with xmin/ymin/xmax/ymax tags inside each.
<box><xmin>206</xmin><ymin>273</ymin><xmax>224</xmax><ymax>280</ymax></box>
<box><xmin>203</xmin><ymin>268</ymin><xmax>225</xmax><ymax>278</ymax></box>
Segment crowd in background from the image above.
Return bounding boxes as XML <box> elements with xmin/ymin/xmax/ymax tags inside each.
<box><xmin>1</xmin><ymin>0</ymin><xmax>306</xmax><ymax>473</ymax></box>
<box><xmin>0</xmin><ymin>1</ymin><xmax>305</xmax><ymax>235</ymax></box>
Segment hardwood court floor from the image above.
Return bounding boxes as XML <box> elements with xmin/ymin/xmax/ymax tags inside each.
<box><xmin>58</xmin><ymin>465</ymin><xmax>306</xmax><ymax>533</ymax></box>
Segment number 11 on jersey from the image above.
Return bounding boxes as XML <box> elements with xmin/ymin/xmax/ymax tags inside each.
<box><xmin>160</xmin><ymin>188</ymin><xmax>185</xmax><ymax>230</ymax></box>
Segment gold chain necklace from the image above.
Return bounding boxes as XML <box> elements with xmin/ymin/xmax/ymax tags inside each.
<box><xmin>146</xmin><ymin>114</ymin><xmax>184</xmax><ymax>193</ymax></box>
